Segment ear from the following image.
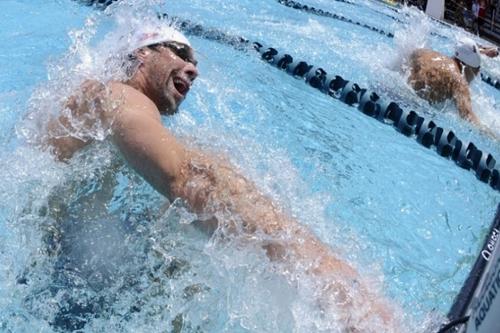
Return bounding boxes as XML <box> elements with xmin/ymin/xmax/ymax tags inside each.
<box><xmin>135</xmin><ymin>47</ymin><xmax>151</xmax><ymax>63</ymax></box>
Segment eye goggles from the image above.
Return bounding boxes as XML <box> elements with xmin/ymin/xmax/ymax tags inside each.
<box><xmin>148</xmin><ymin>41</ymin><xmax>198</xmax><ymax>66</ymax></box>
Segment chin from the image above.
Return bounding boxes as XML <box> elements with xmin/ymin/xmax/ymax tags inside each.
<box><xmin>157</xmin><ymin>95</ymin><xmax>179</xmax><ymax>115</ymax></box>
<box><xmin>159</xmin><ymin>106</ymin><xmax>178</xmax><ymax>116</ymax></box>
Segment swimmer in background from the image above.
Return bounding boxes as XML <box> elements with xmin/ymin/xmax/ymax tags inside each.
<box><xmin>44</xmin><ymin>22</ymin><xmax>402</xmax><ymax>331</ymax></box>
<box><xmin>406</xmin><ymin>38</ymin><xmax>498</xmax><ymax>135</ymax></box>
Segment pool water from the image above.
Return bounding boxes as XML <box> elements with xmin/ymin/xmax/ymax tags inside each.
<box><xmin>0</xmin><ymin>0</ymin><xmax>499</xmax><ymax>332</ymax></box>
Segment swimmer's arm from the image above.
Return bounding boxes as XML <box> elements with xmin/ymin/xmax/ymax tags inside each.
<box><xmin>110</xmin><ymin>100</ymin><xmax>187</xmax><ymax>198</ymax></box>
<box><xmin>46</xmin><ymin>125</ymin><xmax>91</xmax><ymax>161</ymax></box>
<box><xmin>479</xmin><ymin>45</ymin><xmax>499</xmax><ymax>58</ymax></box>
<box><xmin>110</xmin><ymin>98</ymin><xmax>357</xmax><ymax>279</ymax></box>
<box><xmin>161</xmin><ymin>153</ymin><xmax>397</xmax><ymax>327</ymax></box>
<box><xmin>453</xmin><ymin>81</ymin><xmax>481</xmax><ymax>125</ymax></box>
<box><xmin>109</xmin><ymin>98</ymin><xmax>397</xmax><ymax>328</ymax></box>
<box><xmin>452</xmin><ymin>83</ymin><xmax>499</xmax><ymax>139</ymax></box>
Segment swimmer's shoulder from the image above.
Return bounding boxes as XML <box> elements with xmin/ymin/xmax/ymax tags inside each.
<box><xmin>107</xmin><ymin>81</ymin><xmax>161</xmax><ymax>120</ymax></box>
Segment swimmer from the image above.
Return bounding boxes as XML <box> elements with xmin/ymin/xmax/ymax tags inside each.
<box><xmin>406</xmin><ymin>38</ymin><xmax>497</xmax><ymax>133</ymax></box>
<box><xmin>46</xmin><ymin>22</ymin><xmax>401</xmax><ymax>331</ymax></box>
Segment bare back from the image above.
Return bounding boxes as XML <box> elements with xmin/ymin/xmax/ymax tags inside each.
<box><xmin>407</xmin><ymin>49</ymin><xmax>479</xmax><ymax>124</ymax></box>
<box><xmin>408</xmin><ymin>49</ymin><xmax>462</xmax><ymax>103</ymax></box>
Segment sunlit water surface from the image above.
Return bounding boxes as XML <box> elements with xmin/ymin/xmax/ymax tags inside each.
<box><xmin>0</xmin><ymin>0</ymin><xmax>499</xmax><ymax>332</ymax></box>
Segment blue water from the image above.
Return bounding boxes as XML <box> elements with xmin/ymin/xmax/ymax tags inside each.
<box><xmin>0</xmin><ymin>0</ymin><xmax>499</xmax><ymax>332</ymax></box>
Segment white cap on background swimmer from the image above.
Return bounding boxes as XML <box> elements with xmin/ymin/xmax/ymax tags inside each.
<box><xmin>454</xmin><ymin>38</ymin><xmax>481</xmax><ymax>68</ymax></box>
<box><xmin>129</xmin><ymin>25</ymin><xmax>190</xmax><ymax>52</ymax></box>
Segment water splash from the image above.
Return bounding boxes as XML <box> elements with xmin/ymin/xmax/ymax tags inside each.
<box><xmin>391</xmin><ymin>6</ymin><xmax>432</xmax><ymax>71</ymax></box>
<box><xmin>1</xmin><ymin>0</ymin><xmax>497</xmax><ymax>332</ymax></box>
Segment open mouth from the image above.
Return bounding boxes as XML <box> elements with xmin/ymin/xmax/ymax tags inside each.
<box><xmin>173</xmin><ymin>77</ymin><xmax>189</xmax><ymax>96</ymax></box>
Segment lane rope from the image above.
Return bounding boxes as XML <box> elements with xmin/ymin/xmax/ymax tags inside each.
<box><xmin>276</xmin><ymin>0</ymin><xmax>396</xmax><ymax>37</ymax></box>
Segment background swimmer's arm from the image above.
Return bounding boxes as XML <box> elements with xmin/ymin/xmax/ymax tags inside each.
<box><xmin>452</xmin><ymin>84</ymin><xmax>498</xmax><ymax>139</ymax></box>
<box><xmin>453</xmin><ymin>82</ymin><xmax>480</xmax><ymax>125</ymax></box>
<box><xmin>479</xmin><ymin>45</ymin><xmax>499</xmax><ymax>58</ymax></box>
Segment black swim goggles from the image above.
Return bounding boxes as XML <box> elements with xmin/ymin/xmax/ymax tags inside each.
<box><xmin>147</xmin><ymin>41</ymin><xmax>197</xmax><ymax>66</ymax></box>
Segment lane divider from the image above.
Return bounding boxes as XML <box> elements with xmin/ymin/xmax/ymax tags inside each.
<box><xmin>277</xmin><ymin>0</ymin><xmax>404</xmax><ymax>23</ymax></box>
<box><xmin>276</xmin><ymin>0</ymin><xmax>396</xmax><ymax>37</ymax></box>
<box><xmin>80</xmin><ymin>0</ymin><xmax>116</xmax><ymax>7</ymax></box>
<box><xmin>480</xmin><ymin>72</ymin><xmax>500</xmax><ymax>91</ymax></box>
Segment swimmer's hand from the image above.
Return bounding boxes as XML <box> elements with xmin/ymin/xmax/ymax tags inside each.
<box><xmin>478</xmin><ymin>125</ymin><xmax>500</xmax><ymax>141</ymax></box>
<box><xmin>47</xmin><ymin>80</ymin><xmax>111</xmax><ymax>161</ymax></box>
<box><xmin>479</xmin><ymin>46</ymin><xmax>499</xmax><ymax>58</ymax></box>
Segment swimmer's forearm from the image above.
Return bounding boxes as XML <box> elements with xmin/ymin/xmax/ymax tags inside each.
<box><xmin>156</xmin><ymin>151</ymin><xmax>397</xmax><ymax>328</ymax></box>
<box><xmin>453</xmin><ymin>87</ymin><xmax>498</xmax><ymax>139</ymax></box>
<box><xmin>454</xmin><ymin>87</ymin><xmax>479</xmax><ymax>125</ymax></box>
<box><xmin>108</xmin><ymin>102</ymin><xmax>397</xmax><ymax>328</ymax></box>
<box><xmin>266</xmin><ymin>214</ymin><xmax>396</xmax><ymax>327</ymax></box>
<box><xmin>479</xmin><ymin>46</ymin><xmax>499</xmax><ymax>58</ymax></box>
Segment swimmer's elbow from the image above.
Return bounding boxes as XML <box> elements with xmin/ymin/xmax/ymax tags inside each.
<box><xmin>457</xmin><ymin>103</ymin><xmax>478</xmax><ymax>124</ymax></box>
<box><xmin>47</xmin><ymin>137</ymin><xmax>87</xmax><ymax>162</ymax></box>
<box><xmin>463</xmin><ymin>110</ymin><xmax>480</xmax><ymax>125</ymax></box>
<box><xmin>456</xmin><ymin>101</ymin><xmax>471</xmax><ymax>119</ymax></box>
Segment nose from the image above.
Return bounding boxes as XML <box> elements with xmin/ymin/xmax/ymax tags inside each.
<box><xmin>184</xmin><ymin>62</ymin><xmax>198</xmax><ymax>83</ymax></box>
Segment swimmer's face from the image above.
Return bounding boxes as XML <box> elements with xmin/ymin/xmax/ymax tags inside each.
<box><xmin>138</xmin><ymin>42</ymin><xmax>198</xmax><ymax>115</ymax></box>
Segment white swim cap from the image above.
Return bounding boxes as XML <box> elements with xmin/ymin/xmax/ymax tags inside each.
<box><xmin>454</xmin><ymin>38</ymin><xmax>481</xmax><ymax>68</ymax></box>
<box><xmin>129</xmin><ymin>24</ymin><xmax>190</xmax><ymax>52</ymax></box>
